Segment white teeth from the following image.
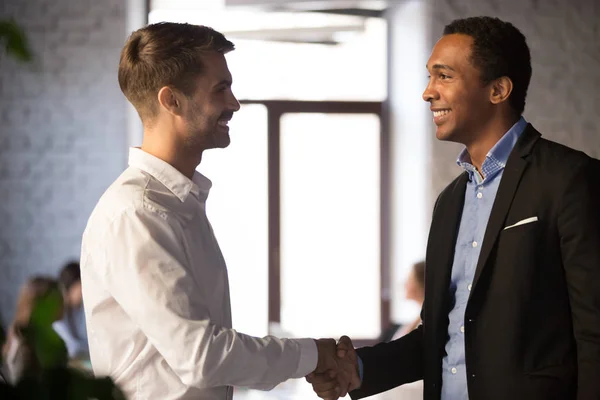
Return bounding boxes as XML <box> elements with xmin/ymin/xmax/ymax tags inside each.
<box><xmin>218</xmin><ymin>120</ymin><xmax>229</xmax><ymax>127</ymax></box>
<box><xmin>433</xmin><ymin>110</ymin><xmax>450</xmax><ymax>117</ymax></box>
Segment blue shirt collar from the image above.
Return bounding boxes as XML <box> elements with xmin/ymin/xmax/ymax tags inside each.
<box><xmin>457</xmin><ymin>117</ymin><xmax>528</xmax><ymax>184</ymax></box>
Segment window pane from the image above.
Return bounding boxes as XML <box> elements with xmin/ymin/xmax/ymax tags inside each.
<box><xmin>199</xmin><ymin>104</ymin><xmax>269</xmax><ymax>338</ymax></box>
<box><xmin>279</xmin><ymin>113</ymin><xmax>381</xmax><ymax>339</ymax></box>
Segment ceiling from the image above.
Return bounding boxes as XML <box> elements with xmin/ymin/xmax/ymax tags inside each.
<box><xmin>150</xmin><ymin>0</ymin><xmax>394</xmax><ymax>44</ymax></box>
<box><xmin>225</xmin><ymin>0</ymin><xmax>393</xmax><ymax>17</ymax></box>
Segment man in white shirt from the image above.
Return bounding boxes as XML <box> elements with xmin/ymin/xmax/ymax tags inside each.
<box><xmin>80</xmin><ymin>22</ymin><xmax>357</xmax><ymax>400</ymax></box>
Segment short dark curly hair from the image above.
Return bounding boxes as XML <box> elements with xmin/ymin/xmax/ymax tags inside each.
<box><xmin>444</xmin><ymin>16</ymin><xmax>531</xmax><ymax>115</ymax></box>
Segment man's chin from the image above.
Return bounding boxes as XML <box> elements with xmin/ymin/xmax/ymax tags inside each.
<box><xmin>435</xmin><ymin>126</ymin><xmax>455</xmax><ymax>142</ymax></box>
<box><xmin>208</xmin><ymin>132</ymin><xmax>231</xmax><ymax>149</ymax></box>
<box><xmin>211</xmin><ymin>133</ymin><xmax>231</xmax><ymax>149</ymax></box>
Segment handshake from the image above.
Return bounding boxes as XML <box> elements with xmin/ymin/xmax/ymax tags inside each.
<box><xmin>308</xmin><ymin>336</ymin><xmax>361</xmax><ymax>400</ymax></box>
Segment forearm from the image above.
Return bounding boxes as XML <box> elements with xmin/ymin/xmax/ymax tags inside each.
<box><xmin>350</xmin><ymin>326</ymin><xmax>424</xmax><ymax>399</ymax></box>
<box><xmin>178</xmin><ymin>327</ymin><xmax>318</xmax><ymax>390</ymax></box>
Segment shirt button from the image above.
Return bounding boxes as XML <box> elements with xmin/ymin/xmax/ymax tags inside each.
<box><xmin>472</xmin><ymin>241</ymin><xmax>478</xmax><ymax>248</ymax></box>
<box><xmin>460</xmin><ymin>326</ymin><xmax>465</xmax><ymax>333</ymax></box>
<box><xmin>468</xmin><ymin>283</ymin><xmax>472</xmax><ymax>291</ymax></box>
<box><xmin>451</xmin><ymin>367</ymin><xmax>457</xmax><ymax>374</ymax></box>
<box><xmin>477</xmin><ymin>192</ymin><xmax>483</xmax><ymax>199</ymax></box>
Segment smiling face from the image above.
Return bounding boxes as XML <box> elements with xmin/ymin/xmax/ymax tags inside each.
<box><xmin>423</xmin><ymin>34</ymin><xmax>494</xmax><ymax>145</ymax></box>
<box><xmin>180</xmin><ymin>51</ymin><xmax>241</xmax><ymax>151</ymax></box>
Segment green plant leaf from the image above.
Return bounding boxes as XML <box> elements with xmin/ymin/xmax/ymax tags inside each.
<box><xmin>15</xmin><ymin>368</ymin><xmax>127</xmax><ymax>400</ymax></box>
<box><xmin>24</xmin><ymin>287</ymin><xmax>68</xmax><ymax>370</ymax></box>
<box><xmin>0</xmin><ymin>19</ymin><xmax>33</xmax><ymax>62</ymax></box>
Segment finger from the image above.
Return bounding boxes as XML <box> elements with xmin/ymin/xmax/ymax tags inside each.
<box><xmin>336</xmin><ymin>372</ymin><xmax>350</xmax><ymax>397</ymax></box>
<box><xmin>315</xmin><ymin>386</ymin><xmax>340</xmax><ymax>400</ymax></box>
<box><xmin>307</xmin><ymin>370</ymin><xmax>337</xmax><ymax>385</ymax></box>
<box><xmin>336</xmin><ymin>349</ymin><xmax>360</xmax><ymax>393</ymax></box>
<box><xmin>313</xmin><ymin>379</ymin><xmax>340</xmax><ymax>393</ymax></box>
<box><xmin>328</xmin><ymin>369</ymin><xmax>337</xmax><ymax>379</ymax></box>
<box><xmin>349</xmin><ymin>373</ymin><xmax>361</xmax><ymax>391</ymax></box>
<box><xmin>337</xmin><ymin>336</ymin><xmax>352</xmax><ymax>349</ymax></box>
<box><xmin>336</xmin><ymin>336</ymin><xmax>352</xmax><ymax>358</ymax></box>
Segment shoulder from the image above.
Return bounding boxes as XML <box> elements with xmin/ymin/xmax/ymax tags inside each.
<box><xmin>83</xmin><ymin>167</ymin><xmax>181</xmax><ymax>242</ymax></box>
<box><xmin>529</xmin><ymin>137</ymin><xmax>596</xmax><ymax>186</ymax></box>
<box><xmin>533</xmin><ymin>137</ymin><xmax>592</xmax><ymax>167</ymax></box>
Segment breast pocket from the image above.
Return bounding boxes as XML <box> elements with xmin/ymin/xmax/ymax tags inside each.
<box><xmin>493</xmin><ymin>216</ymin><xmax>543</xmax><ymax>291</ymax></box>
<box><xmin>498</xmin><ymin>217</ymin><xmax>540</xmax><ymax>251</ymax></box>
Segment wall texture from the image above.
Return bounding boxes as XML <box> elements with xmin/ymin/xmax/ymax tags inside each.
<box><xmin>429</xmin><ymin>0</ymin><xmax>600</xmax><ymax>198</ymax></box>
<box><xmin>0</xmin><ymin>0</ymin><xmax>128</xmax><ymax>327</ymax></box>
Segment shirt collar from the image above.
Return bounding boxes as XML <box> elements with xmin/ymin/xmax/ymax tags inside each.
<box><xmin>456</xmin><ymin>117</ymin><xmax>528</xmax><ymax>184</ymax></box>
<box><xmin>128</xmin><ymin>148</ymin><xmax>212</xmax><ymax>202</ymax></box>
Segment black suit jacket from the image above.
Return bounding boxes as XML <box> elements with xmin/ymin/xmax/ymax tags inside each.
<box><xmin>351</xmin><ymin>125</ymin><xmax>600</xmax><ymax>400</ymax></box>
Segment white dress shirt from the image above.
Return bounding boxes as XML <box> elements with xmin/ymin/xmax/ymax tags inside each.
<box><xmin>80</xmin><ymin>148</ymin><xmax>317</xmax><ymax>400</ymax></box>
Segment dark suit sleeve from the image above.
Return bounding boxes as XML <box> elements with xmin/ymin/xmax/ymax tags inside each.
<box><xmin>349</xmin><ymin>324</ymin><xmax>424</xmax><ymax>399</ymax></box>
<box><xmin>558</xmin><ymin>157</ymin><xmax>600</xmax><ymax>400</ymax></box>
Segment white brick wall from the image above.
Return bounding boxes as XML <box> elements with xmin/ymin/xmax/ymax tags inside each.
<box><xmin>0</xmin><ymin>0</ymin><xmax>127</xmax><ymax>327</ymax></box>
<box><xmin>429</xmin><ymin>0</ymin><xmax>600</xmax><ymax>198</ymax></box>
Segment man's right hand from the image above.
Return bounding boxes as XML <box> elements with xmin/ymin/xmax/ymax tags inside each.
<box><xmin>314</xmin><ymin>338</ymin><xmax>339</xmax><ymax>374</ymax></box>
<box><xmin>308</xmin><ymin>336</ymin><xmax>360</xmax><ymax>400</ymax></box>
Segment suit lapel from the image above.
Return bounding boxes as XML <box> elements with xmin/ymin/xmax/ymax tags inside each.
<box><xmin>430</xmin><ymin>172</ymin><xmax>468</xmax><ymax>330</ymax></box>
<box><xmin>471</xmin><ymin>125</ymin><xmax>541</xmax><ymax>291</ymax></box>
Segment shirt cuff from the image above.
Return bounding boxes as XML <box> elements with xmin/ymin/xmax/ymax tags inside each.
<box><xmin>358</xmin><ymin>355</ymin><xmax>364</xmax><ymax>382</ymax></box>
<box><xmin>292</xmin><ymin>338</ymin><xmax>319</xmax><ymax>378</ymax></box>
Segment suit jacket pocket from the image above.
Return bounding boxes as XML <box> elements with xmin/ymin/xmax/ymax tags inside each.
<box><xmin>497</xmin><ymin>217</ymin><xmax>540</xmax><ymax>256</ymax></box>
<box><xmin>525</xmin><ymin>363</ymin><xmax>574</xmax><ymax>380</ymax></box>
<box><xmin>523</xmin><ymin>364</ymin><xmax>576</xmax><ymax>400</ymax></box>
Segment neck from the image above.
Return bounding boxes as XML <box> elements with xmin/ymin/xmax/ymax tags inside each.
<box><xmin>464</xmin><ymin>114</ymin><xmax>520</xmax><ymax>172</ymax></box>
<box><xmin>141</xmin><ymin>126</ymin><xmax>202</xmax><ymax>180</ymax></box>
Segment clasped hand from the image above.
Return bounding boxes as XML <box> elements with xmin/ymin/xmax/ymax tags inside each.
<box><xmin>308</xmin><ymin>336</ymin><xmax>360</xmax><ymax>400</ymax></box>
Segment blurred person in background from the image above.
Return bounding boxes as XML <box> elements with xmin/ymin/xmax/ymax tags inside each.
<box><xmin>53</xmin><ymin>261</ymin><xmax>89</xmax><ymax>361</ymax></box>
<box><xmin>1</xmin><ymin>277</ymin><xmax>63</xmax><ymax>384</ymax></box>
<box><xmin>392</xmin><ymin>261</ymin><xmax>425</xmax><ymax>341</ymax></box>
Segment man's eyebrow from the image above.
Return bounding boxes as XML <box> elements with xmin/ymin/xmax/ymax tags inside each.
<box><xmin>213</xmin><ymin>79</ymin><xmax>232</xmax><ymax>87</ymax></box>
<box><xmin>428</xmin><ymin>63</ymin><xmax>456</xmax><ymax>72</ymax></box>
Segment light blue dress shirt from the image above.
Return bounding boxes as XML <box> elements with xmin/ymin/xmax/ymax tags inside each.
<box><xmin>441</xmin><ymin>117</ymin><xmax>527</xmax><ymax>399</ymax></box>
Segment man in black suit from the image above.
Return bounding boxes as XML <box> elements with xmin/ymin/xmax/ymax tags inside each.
<box><xmin>308</xmin><ymin>16</ymin><xmax>600</xmax><ymax>400</ymax></box>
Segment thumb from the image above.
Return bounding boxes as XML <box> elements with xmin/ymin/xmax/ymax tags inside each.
<box><xmin>336</xmin><ymin>335</ymin><xmax>352</xmax><ymax>358</ymax></box>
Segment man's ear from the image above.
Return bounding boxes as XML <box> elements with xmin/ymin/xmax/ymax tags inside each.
<box><xmin>157</xmin><ymin>86</ymin><xmax>185</xmax><ymax>117</ymax></box>
<box><xmin>489</xmin><ymin>76</ymin><xmax>513</xmax><ymax>105</ymax></box>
